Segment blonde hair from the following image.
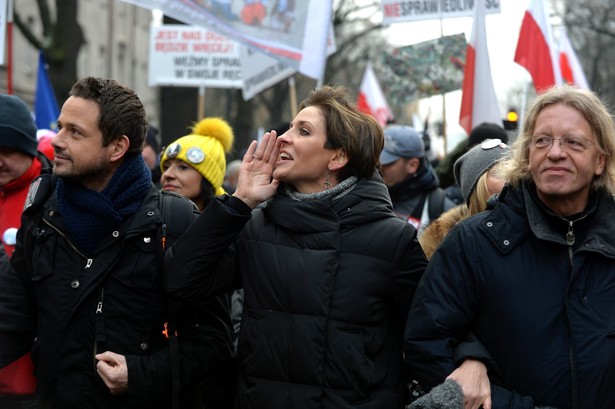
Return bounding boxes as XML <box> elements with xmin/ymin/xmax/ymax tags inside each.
<box><xmin>501</xmin><ymin>85</ymin><xmax>615</xmax><ymax>193</ymax></box>
<box><xmin>466</xmin><ymin>161</ymin><xmax>505</xmax><ymax>214</ymax></box>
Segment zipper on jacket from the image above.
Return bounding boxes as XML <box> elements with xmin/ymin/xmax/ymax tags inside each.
<box><xmin>95</xmin><ymin>288</ymin><xmax>105</xmax><ymax>342</ymax></box>
<box><xmin>565</xmin><ymin>220</ymin><xmax>575</xmax><ymax>245</ymax></box>
<box><xmin>43</xmin><ymin>219</ymin><xmax>88</xmax><ymax>259</ymax></box>
<box><xmin>93</xmin><ymin>287</ymin><xmax>106</xmax><ymax>371</ymax></box>
<box><xmin>560</xmin><ymin>214</ymin><xmax>586</xmax><ymax>409</ymax></box>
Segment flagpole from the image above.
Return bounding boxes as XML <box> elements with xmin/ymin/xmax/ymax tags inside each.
<box><xmin>197</xmin><ymin>83</ymin><xmax>206</xmax><ymax>119</ymax></box>
<box><xmin>7</xmin><ymin>0</ymin><xmax>13</xmax><ymax>94</ymax></box>
<box><xmin>439</xmin><ymin>17</ymin><xmax>447</xmax><ymax>153</ymax></box>
<box><xmin>519</xmin><ymin>73</ymin><xmax>530</xmax><ymax>133</ymax></box>
<box><xmin>288</xmin><ymin>76</ymin><xmax>297</xmax><ymax>119</ymax></box>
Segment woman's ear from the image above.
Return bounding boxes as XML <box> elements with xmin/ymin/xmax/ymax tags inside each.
<box><xmin>109</xmin><ymin>135</ymin><xmax>131</xmax><ymax>163</ymax></box>
<box><xmin>329</xmin><ymin>149</ymin><xmax>349</xmax><ymax>171</ymax></box>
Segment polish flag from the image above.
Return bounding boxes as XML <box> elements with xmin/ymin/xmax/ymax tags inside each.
<box><xmin>558</xmin><ymin>28</ymin><xmax>589</xmax><ymax>89</ymax></box>
<box><xmin>514</xmin><ymin>0</ymin><xmax>561</xmax><ymax>92</ymax></box>
<box><xmin>459</xmin><ymin>0</ymin><xmax>501</xmax><ymax>135</ymax></box>
<box><xmin>357</xmin><ymin>63</ymin><xmax>394</xmax><ymax>126</ymax></box>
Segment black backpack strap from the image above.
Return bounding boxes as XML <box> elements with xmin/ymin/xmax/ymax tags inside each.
<box><xmin>427</xmin><ymin>188</ymin><xmax>446</xmax><ymax>222</ymax></box>
<box><xmin>157</xmin><ymin>190</ymin><xmax>198</xmax><ymax>409</ymax></box>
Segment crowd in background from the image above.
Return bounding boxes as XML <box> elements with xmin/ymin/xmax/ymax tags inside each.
<box><xmin>1</xmin><ymin>77</ymin><xmax>614</xmax><ymax>409</ymax></box>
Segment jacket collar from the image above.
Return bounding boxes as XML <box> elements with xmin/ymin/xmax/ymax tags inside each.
<box><xmin>480</xmin><ymin>181</ymin><xmax>615</xmax><ymax>258</ymax></box>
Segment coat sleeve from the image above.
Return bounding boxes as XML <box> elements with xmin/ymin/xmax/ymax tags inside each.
<box><xmin>404</xmin><ymin>223</ymin><xmax>542</xmax><ymax>409</ymax></box>
<box><xmin>163</xmin><ymin>196</ymin><xmax>250</xmax><ymax>301</ymax></box>
<box><xmin>124</xmin><ymin>349</ymin><xmax>170</xmax><ymax>407</ymax></box>
<box><xmin>404</xmin><ymin>223</ymin><xmax>478</xmax><ymax>390</ymax></box>
<box><xmin>390</xmin><ymin>223</ymin><xmax>428</xmax><ymax>324</ymax></box>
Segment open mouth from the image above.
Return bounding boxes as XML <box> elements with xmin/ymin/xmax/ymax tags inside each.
<box><xmin>279</xmin><ymin>152</ymin><xmax>293</xmax><ymax>161</ymax></box>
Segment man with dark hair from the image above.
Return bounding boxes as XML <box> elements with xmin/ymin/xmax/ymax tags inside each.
<box><xmin>0</xmin><ymin>77</ymin><xmax>234</xmax><ymax>409</ymax></box>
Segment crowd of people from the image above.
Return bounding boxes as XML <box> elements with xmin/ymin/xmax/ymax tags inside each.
<box><xmin>1</xmin><ymin>77</ymin><xmax>614</xmax><ymax>409</ymax></box>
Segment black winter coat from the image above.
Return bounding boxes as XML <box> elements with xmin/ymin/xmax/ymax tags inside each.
<box><xmin>164</xmin><ymin>173</ymin><xmax>428</xmax><ymax>409</ymax></box>
<box><xmin>1</xmin><ymin>185</ymin><xmax>235</xmax><ymax>409</ymax></box>
<box><xmin>405</xmin><ymin>181</ymin><xmax>615</xmax><ymax>409</ymax></box>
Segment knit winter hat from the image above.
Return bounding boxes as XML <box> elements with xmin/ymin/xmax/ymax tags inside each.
<box><xmin>468</xmin><ymin>122</ymin><xmax>508</xmax><ymax>146</ymax></box>
<box><xmin>0</xmin><ymin>94</ymin><xmax>38</xmax><ymax>157</ymax></box>
<box><xmin>454</xmin><ymin>138</ymin><xmax>509</xmax><ymax>204</ymax></box>
<box><xmin>160</xmin><ymin>117</ymin><xmax>234</xmax><ymax>196</ymax></box>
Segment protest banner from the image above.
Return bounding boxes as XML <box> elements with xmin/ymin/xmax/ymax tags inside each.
<box><xmin>149</xmin><ymin>24</ymin><xmax>242</xmax><ymax>88</ymax></box>
<box><xmin>381</xmin><ymin>0</ymin><xmax>500</xmax><ymax>24</ymax></box>
<box><xmin>240</xmin><ymin>23</ymin><xmax>336</xmax><ymax>101</ymax></box>
<box><xmin>122</xmin><ymin>0</ymin><xmax>332</xmax><ymax>81</ymax></box>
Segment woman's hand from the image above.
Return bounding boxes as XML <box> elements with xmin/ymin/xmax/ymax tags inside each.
<box><xmin>446</xmin><ymin>359</ymin><xmax>491</xmax><ymax>409</ymax></box>
<box><xmin>232</xmin><ymin>130</ymin><xmax>281</xmax><ymax>209</ymax></box>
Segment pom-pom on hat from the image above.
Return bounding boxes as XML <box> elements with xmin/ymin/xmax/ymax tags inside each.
<box><xmin>160</xmin><ymin>117</ymin><xmax>234</xmax><ymax>196</ymax></box>
<box><xmin>454</xmin><ymin>139</ymin><xmax>510</xmax><ymax>204</ymax></box>
<box><xmin>0</xmin><ymin>94</ymin><xmax>38</xmax><ymax>157</ymax></box>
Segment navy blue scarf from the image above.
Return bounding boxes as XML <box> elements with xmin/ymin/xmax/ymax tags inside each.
<box><xmin>57</xmin><ymin>154</ymin><xmax>152</xmax><ymax>256</ymax></box>
<box><xmin>388</xmin><ymin>158</ymin><xmax>440</xmax><ymax>201</ymax></box>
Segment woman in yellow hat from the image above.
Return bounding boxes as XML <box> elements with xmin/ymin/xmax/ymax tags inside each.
<box><xmin>159</xmin><ymin>117</ymin><xmax>238</xmax><ymax>409</ymax></box>
<box><xmin>160</xmin><ymin>117</ymin><xmax>233</xmax><ymax>211</ymax></box>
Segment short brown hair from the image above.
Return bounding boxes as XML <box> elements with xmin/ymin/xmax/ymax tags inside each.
<box><xmin>298</xmin><ymin>85</ymin><xmax>383</xmax><ymax>180</ymax></box>
<box><xmin>69</xmin><ymin>77</ymin><xmax>148</xmax><ymax>156</ymax></box>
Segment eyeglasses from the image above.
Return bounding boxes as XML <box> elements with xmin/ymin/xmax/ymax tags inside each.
<box><xmin>531</xmin><ymin>136</ymin><xmax>594</xmax><ymax>152</ymax></box>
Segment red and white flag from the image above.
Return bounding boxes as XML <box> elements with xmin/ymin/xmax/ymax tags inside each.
<box><xmin>514</xmin><ymin>0</ymin><xmax>561</xmax><ymax>92</ymax></box>
<box><xmin>358</xmin><ymin>63</ymin><xmax>394</xmax><ymax>126</ymax></box>
<box><xmin>558</xmin><ymin>28</ymin><xmax>589</xmax><ymax>89</ymax></box>
<box><xmin>459</xmin><ymin>0</ymin><xmax>501</xmax><ymax>135</ymax></box>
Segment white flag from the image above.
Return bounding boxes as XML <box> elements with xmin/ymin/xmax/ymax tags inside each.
<box><xmin>558</xmin><ymin>27</ymin><xmax>589</xmax><ymax>89</ymax></box>
<box><xmin>459</xmin><ymin>0</ymin><xmax>501</xmax><ymax>134</ymax></box>
<box><xmin>357</xmin><ymin>63</ymin><xmax>394</xmax><ymax>127</ymax></box>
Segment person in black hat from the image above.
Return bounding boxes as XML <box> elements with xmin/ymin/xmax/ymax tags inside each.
<box><xmin>379</xmin><ymin>124</ymin><xmax>455</xmax><ymax>236</ymax></box>
<box><xmin>0</xmin><ymin>93</ymin><xmax>53</xmax><ymax>409</ymax></box>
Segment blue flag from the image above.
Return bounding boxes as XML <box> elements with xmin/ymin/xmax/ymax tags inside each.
<box><xmin>35</xmin><ymin>51</ymin><xmax>60</xmax><ymax>131</ymax></box>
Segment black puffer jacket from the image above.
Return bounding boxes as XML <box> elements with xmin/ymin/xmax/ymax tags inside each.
<box><xmin>405</xmin><ymin>181</ymin><xmax>615</xmax><ymax>409</ymax></box>
<box><xmin>165</xmin><ymin>173</ymin><xmax>427</xmax><ymax>409</ymax></box>
<box><xmin>1</xmin><ymin>185</ymin><xmax>234</xmax><ymax>409</ymax></box>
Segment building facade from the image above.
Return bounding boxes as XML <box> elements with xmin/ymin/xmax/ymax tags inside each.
<box><xmin>0</xmin><ymin>0</ymin><xmax>159</xmax><ymax>125</ymax></box>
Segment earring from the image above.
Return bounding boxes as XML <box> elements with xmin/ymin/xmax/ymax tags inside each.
<box><xmin>324</xmin><ymin>170</ymin><xmax>332</xmax><ymax>190</ymax></box>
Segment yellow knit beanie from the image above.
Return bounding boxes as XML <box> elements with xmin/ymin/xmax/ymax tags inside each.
<box><xmin>160</xmin><ymin>117</ymin><xmax>234</xmax><ymax>196</ymax></box>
